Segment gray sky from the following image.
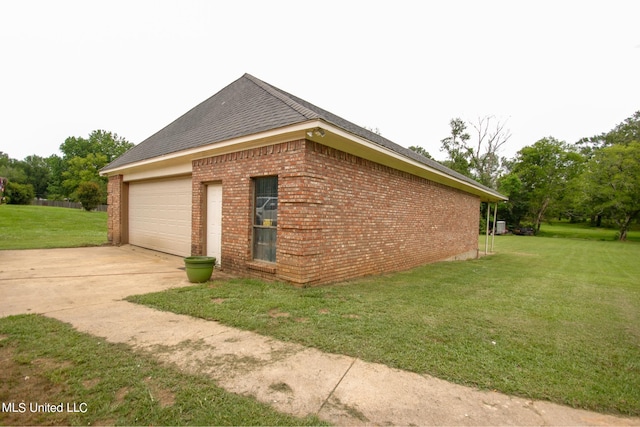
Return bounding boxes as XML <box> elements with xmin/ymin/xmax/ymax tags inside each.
<box><xmin>2</xmin><ymin>0</ymin><xmax>639</xmax><ymax>162</ymax></box>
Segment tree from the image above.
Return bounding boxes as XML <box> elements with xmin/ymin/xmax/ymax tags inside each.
<box><xmin>76</xmin><ymin>181</ymin><xmax>103</xmax><ymax>211</ymax></box>
<box><xmin>469</xmin><ymin>116</ymin><xmax>512</xmax><ymax>188</ymax></box>
<box><xmin>0</xmin><ymin>152</ymin><xmax>27</xmax><ymax>184</ymax></box>
<box><xmin>59</xmin><ymin>129</ymin><xmax>133</xmax><ymax>163</ymax></box>
<box><xmin>600</xmin><ymin>111</ymin><xmax>640</xmax><ymax>147</ymax></box>
<box><xmin>576</xmin><ymin>111</ymin><xmax>640</xmax><ymax>156</ymax></box>
<box><xmin>45</xmin><ymin>155</ymin><xmax>66</xmax><ymax>200</ymax></box>
<box><xmin>511</xmin><ymin>137</ymin><xmax>583</xmax><ymax>233</ymax></box>
<box><xmin>408</xmin><ymin>145</ymin><xmax>433</xmax><ymax>159</ymax></box>
<box><xmin>497</xmin><ymin>172</ymin><xmax>528</xmax><ymax>226</ymax></box>
<box><xmin>20</xmin><ymin>155</ymin><xmax>51</xmax><ymax>199</ymax></box>
<box><xmin>440</xmin><ymin>118</ymin><xmax>472</xmax><ymax>177</ymax></box>
<box><xmin>62</xmin><ymin>153</ymin><xmax>108</xmax><ymax>202</ymax></box>
<box><xmin>439</xmin><ymin>116</ymin><xmax>511</xmax><ymax>187</ymax></box>
<box><xmin>5</xmin><ymin>182</ymin><xmax>35</xmax><ymax>204</ymax></box>
<box><xmin>584</xmin><ymin>141</ymin><xmax>640</xmax><ymax>240</ymax></box>
<box><xmin>56</xmin><ymin>130</ymin><xmax>133</xmax><ymax>201</ymax></box>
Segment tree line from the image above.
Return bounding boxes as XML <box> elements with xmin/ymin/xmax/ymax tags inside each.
<box><xmin>410</xmin><ymin>111</ymin><xmax>640</xmax><ymax>241</ymax></box>
<box><xmin>2</xmin><ymin>113</ymin><xmax>638</xmax><ymax>239</ymax></box>
<box><xmin>0</xmin><ymin>130</ymin><xmax>133</xmax><ymax>210</ymax></box>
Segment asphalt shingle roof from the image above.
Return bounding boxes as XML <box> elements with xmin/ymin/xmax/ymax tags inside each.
<box><xmin>103</xmin><ymin>73</ymin><xmax>503</xmax><ymax>199</ymax></box>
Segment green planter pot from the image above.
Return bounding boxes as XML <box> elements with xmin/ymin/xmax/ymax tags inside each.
<box><xmin>184</xmin><ymin>256</ymin><xmax>216</xmax><ymax>283</ymax></box>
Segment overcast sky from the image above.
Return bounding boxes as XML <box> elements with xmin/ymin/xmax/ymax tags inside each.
<box><xmin>2</xmin><ymin>0</ymin><xmax>639</xmax><ymax>162</ymax></box>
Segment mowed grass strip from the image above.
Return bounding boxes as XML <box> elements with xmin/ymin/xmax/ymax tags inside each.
<box><xmin>0</xmin><ymin>204</ymin><xmax>107</xmax><ymax>249</ymax></box>
<box><xmin>0</xmin><ymin>314</ymin><xmax>325</xmax><ymax>426</ymax></box>
<box><xmin>536</xmin><ymin>220</ymin><xmax>640</xmax><ymax>242</ymax></box>
<box><xmin>129</xmin><ymin>236</ymin><xmax>640</xmax><ymax>416</ymax></box>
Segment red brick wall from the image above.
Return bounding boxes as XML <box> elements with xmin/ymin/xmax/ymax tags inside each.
<box><xmin>107</xmin><ymin>174</ymin><xmax>124</xmax><ymax>245</ymax></box>
<box><xmin>191</xmin><ymin>140</ymin><xmax>308</xmax><ymax>281</ymax></box>
<box><xmin>300</xmin><ymin>142</ymin><xmax>480</xmax><ymax>284</ymax></box>
<box><xmin>191</xmin><ymin>139</ymin><xmax>480</xmax><ymax>286</ymax></box>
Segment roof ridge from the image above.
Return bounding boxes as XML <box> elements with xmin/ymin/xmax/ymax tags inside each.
<box><xmin>243</xmin><ymin>73</ymin><xmax>321</xmax><ymax>120</ymax></box>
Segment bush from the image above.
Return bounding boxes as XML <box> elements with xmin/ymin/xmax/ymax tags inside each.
<box><xmin>75</xmin><ymin>181</ymin><xmax>102</xmax><ymax>211</ymax></box>
<box><xmin>5</xmin><ymin>182</ymin><xmax>35</xmax><ymax>205</ymax></box>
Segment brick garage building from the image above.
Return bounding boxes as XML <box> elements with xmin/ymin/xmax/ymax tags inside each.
<box><xmin>101</xmin><ymin>74</ymin><xmax>506</xmax><ymax>286</ymax></box>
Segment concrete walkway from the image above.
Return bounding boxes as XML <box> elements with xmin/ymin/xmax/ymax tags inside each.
<box><xmin>1</xmin><ymin>246</ymin><xmax>638</xmax><ymax>426</ymax></box>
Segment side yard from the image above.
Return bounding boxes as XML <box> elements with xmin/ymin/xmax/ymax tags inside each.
<box><xmin>2</xmin><ymin>205</ymin><xmax>638</xmax><ymax>418</ymax></box>
<box><xmin>128</xmin><ymin>235</ymin><xmax>640</xmax><ymax>417</ymax></box>
<box><xmin>0</xmin><ymin>205</ymin><xmax>107</xmax><ymax>249</ymax></box>
<box><xmin>0</xmin><ymin>315</ymin><xmax>325</xmax><ymax>426</ymax></box>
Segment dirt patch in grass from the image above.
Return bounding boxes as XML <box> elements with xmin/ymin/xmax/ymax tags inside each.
<box><xmin>114</xmin><ymin>386</ymin><xmax>130</xmax><ymax>404</ymax></box>
<box><xmin>82</xmin><ymin>378</ymin><xmax>101</xmax><ymax>390</ymax></box>
<box><xmin>211</xmin><ymin>298</ymin><xmax>227</xmax><ymax>304</ymax></box>
<box><xmin>0</xmin><ymin>346</ymin><xmax>71</xmax><ymax>426</ymax></box>
<box><xmin>32</xmin><ymin>357</ymin><xmax>73</xmax><ymax>371</ymax></box>
<box><xmin>144</xmin><ymin>377</ymin><xmax>176</xmax><ymax>408</ymax></box>
<box><xmin>268</xmin><ymin>308</ymin><xmax>290</xmax><ymax>318</ymax></box>
<box><xmin>341</xmin><ymin>314</ymin><xmax>360</xmax><ymax>319</ymax></box>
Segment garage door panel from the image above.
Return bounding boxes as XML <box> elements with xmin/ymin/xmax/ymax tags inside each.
<box><xmin>128</xmin><ymin>177</ymin><xmax>192</xmax><ymax>257</ymax></box>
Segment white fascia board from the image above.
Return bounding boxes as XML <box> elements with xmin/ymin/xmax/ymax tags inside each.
<box><xmin>100</xmin><ymin>122</ymin><xmax>315</xmax><ymax>177</ymax></box>
<box><xmin>101</xmin><ymin>119</ymin><xmax>505</xmax><ymax>202</ymax></box>
<box><xmin>313</xmin><ymin>122</ymin><xmax>507</xmax><ymax>202</ymax></box>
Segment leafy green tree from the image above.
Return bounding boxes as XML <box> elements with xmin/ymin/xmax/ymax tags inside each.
<box><xmin>75</xmin><ymin>181</ymin><xmax>103</xmax><ymax>211</ymax></box>
<box><xmin>577</xmin><ymin>111</ymin><xmax>640</xmax><ymax>156</ymax></box>
<box><xmin>0</xmin><ymin>152</ymin><xmax>27</xmax><ymax>184</ymax></box>
<box><xmin>20</xmin><ymin>155</ymin><xmax>51</xmax><ymax>199</ymax></box>
<box><xmin>439</xmin><ymin>116</ymin><xmax>511</xmax><ymax>187</ymax></box>
<box><xmin>45</xmin><ymin>155</ymin><xmax>66</xmax><ymax>200</ymax></box>
<box><xmin>62</xmin><ymin>153</ymin><xmax>108</xmax><ymax>202</ymax></box>
<box><xmin>0</xmin><ymin>152</ymin><xmax>9</xmax><ymax>168</ymax></box>
<box><xmin>584</xmin><ymin>141</ymin><xmax>640</xmax><ymax>240</ymax></box>
<box><xmin>55</xmin><ymin>130</ymin><xmax>133</xmax><ymax>201</ymax></box>
<box><xmin>511</xmin><ymin>137</ymin><xmax>583</xmax><ymax>233</ymax></box>
<box><xmin>59</xmin><ymin>129</ymin><xmax>133</xmax><ymax>163</ymax></box>
<box><xmin>440</xmin><ymin>118</ymin><xmax>472</xmax><ymax>178</ymax></box>
<box><xmin>600</xmin><ymin>111</ymin><xmax>640</xmax><ymax>147</ymax></box>
<box><xmin>5</xmin><ymin>182</ymin><xmax>35</xmax><ymax>204</ymax></box>
<box><xmin>497</xmin><ymin>172</ymin><xmax>528</xmax><ymax>226</ymax></box>
<box><xmin>408</xmin><ymin>145</ymin><xmax>433</xmax><ymax>159</ymax></box>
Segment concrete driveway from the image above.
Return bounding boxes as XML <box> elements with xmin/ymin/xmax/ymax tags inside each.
<box><xmin>1</xmin><ymin>246</ymin><xmax>638</xmax><ymax>426</ymax></box>
<box><xmin>0</xmin><ymin>245</ymin><xmax>189</xmax><ymax>316</ymax></box>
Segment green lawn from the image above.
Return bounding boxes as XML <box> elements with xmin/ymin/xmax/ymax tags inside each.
<box><xmin>3</xmin><ymin>205</ymin><xmax>639</xmax><ymax>417</ymax></box>
<box><xmin>0</xmin><ymin>204</ymin><xmax>107</xmax><ymax>249</ymax></box>
<box><xmin>129</xmin><ymin>235</ymin><xmax>640</xmax><ymax>417</ymax></box>
<box><xmin>536</xmin><ymin>220</ymin><xmax>640</xmax><ymax>242</ymax></box>
<box><xmin>0</xmin><ymin>315</ymin><xmax>325</xmax><ymax>426</ymax></box>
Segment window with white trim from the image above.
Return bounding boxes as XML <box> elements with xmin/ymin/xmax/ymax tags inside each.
<box><xmin>253</xmin><ymin>176</ymin><xmax>278</xmax><ymax>262</ymax></box>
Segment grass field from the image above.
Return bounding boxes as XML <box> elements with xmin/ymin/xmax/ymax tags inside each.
<box><xmin>0</xmin><ymin>204</ymin><xmax>107</xmax><ymax>249</ymax></box>
<box><xmin>537</xmin><ymin>220</ymin><xmax>640</xmax><ymax>242</ymax></box>
<box><xmin>129</xmin><ymin>235</ymin><xmax>640</xmax><ymax>416</ymax></box>
<box><xmin>2</xmin><ymin>205</ymin><xmax>639</xmax><ymax>417</ymax></box>
<box><xmin>0</xmin><ymin>315</ymin><xmax>324</xmax><ymax>426</ymax></box>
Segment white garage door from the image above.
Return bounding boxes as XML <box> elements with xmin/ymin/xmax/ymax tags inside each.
<box><xmin>128</xmin><ymin>177</ymin><xmax>192</xmax><ymax>256</ymax></box>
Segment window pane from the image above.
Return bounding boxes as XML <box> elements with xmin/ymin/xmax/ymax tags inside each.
<box><xmin>253</xmin><ymin>176</ymin><xmax>277</xmax><ymax>262</ymax></box>
<box><xmin>253</xmin><ymin>228</ymin><xmax>276</xmax><ymax>262</ymax></box>
<box><xmin>254</xmin><ymin>177</ymin><xmax>278</xmax><ymax>226</ymax></box>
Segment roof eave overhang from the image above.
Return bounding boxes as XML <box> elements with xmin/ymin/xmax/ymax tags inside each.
<box><xmin>101</xmin><ymin>119</ymin><xmax>507</xmax><ymax>202</ymax></box>
<box><xmin>99</xmin><ymin>122</ymin><xmax>315</xmax><ymax>178</ymax></box>
<box><xmin>307</xmin><ymin>121</ymin><xmax>507</xmax><ymax>203</ymax></box>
